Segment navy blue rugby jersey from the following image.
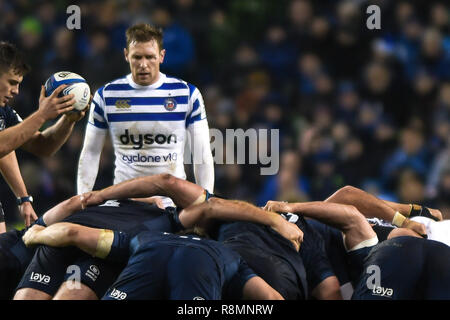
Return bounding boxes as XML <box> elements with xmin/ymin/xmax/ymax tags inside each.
<box><xmin>0</xmin><ymin>105</ymin><xmax>22</xmax><ymax>132</ymax></box>
<box><xmin>62</xmin><ymin>199</ymin><xmax>173</xmax><ymax>233</ymax></box>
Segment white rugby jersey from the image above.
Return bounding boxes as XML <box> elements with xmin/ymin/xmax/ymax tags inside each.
<box><xmin>410</xmin><ymin>216</ymin><xmax>450</xmax><ymax>247</ymax></box>
<box><xmin>77</xmin><ymin>72</ymin><xmax>213</xmax><ymax>200</ymax></box>
<box><xmin>368</xmin><ymin>216</ymin><xmax>450</xmax><ymax>247</ymax></box>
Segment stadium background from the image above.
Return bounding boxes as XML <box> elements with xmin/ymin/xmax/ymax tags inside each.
<box><xmin>0</xmin><ymin>0</ymin><xmax>449</xmax><ymax>228</ymax></box>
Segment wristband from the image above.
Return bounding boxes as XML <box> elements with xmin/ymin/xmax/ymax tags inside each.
<box><xmin>392</xmin><ymin>211</ymin><xmax>407</xmax><ymax>227</ymax></box>
<box><xmin>17</xmin><ymin>196</ymin><xmax>33</xmax><ymax>205</ymax></box>
<box><xmin>408</xmin><ymin>204</ymin><xmax>422</xmax><ymax>217</ymax></box>
<box><xmin>409</xmin><ymin>204</ymin><xmax>439</xmax><ymax>221</ymax></box>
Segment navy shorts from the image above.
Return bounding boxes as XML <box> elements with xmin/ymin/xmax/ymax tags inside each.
<box><xmin>103</xmin><ymin>244</ymin><xmax>222</xmax><ymax>300</ymax></box>
<box><xmin>0</xmin><ymin>230</ymin><xmax>35</xmax><ymax>299</ymax></box>
<box><xmin>16</xmin><ymin>245</ymin><xmax>125</xmax><ymax>298</ymax></box>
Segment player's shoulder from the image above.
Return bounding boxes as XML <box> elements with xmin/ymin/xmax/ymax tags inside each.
<box><xmin>0</xmin><ymin>105</ymin><xmax>21</xmax><ymax>125</ymax></box>
<box><xmin>164</xmin><ymin>74</ymin><xmax>199</xmax><ymax>95</ymax></box>
<box><xmin>102</xmin><ymin>75</ymin><xmax>131</xmax><ymax>92</ymax></box>
<box><xmin>91</xmin><ymin>75</ymin><xmax>129</xmax><ymax>100</ymax></box>
<box><xmin>164</xmin><ymin>74</ymin><xmax>187</xmax><ymax>85</ymax></box>
<box><xmin>0</xmin><ymin>105</ymin><xmax>15</xmax><ymax>115</ymax></box>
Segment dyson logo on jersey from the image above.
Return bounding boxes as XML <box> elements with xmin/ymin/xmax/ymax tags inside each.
<box><xmin>120</xmin><ymin>129</ymin><xmax>177</xmax><ymax>149</ymax></box>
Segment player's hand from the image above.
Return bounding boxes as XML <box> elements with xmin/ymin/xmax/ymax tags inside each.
<box><xmin>402</xmin><ymin>219</ymin><xmax>427</xmax><ymax>238</ymax></box>
<box><xmin>64</xmin><ymin>94</ymin><xmax>92</xmax><ymax>122</ymax></box>
<box><xmin>18</xmin><ymin>202</ymin><xmax>38</xmax><ymax>227</ymax></box>
<box><xmin>23</xmin><ymin>222</ymin><xmax>75</xmax><ymax>248</ymax></box>
<box><xmin>22</xmin><ymin>224</ymin><xmax>46</xmax><ymax>247</ymax></box>
<box><xmin>131</xmin><ymin>196</ymin><xmax>165</xmax><ymax>209</ymax></box>
<box><xmin>271</xmin><ymin>215</ymin><xmax>303</xmax><ymax>252</ymax></box>
<box><xmin>263</xmin><ymin>200</ymin><xmax>291</xmax><ymax>213</ymax></box>
<box><xmin>428</xmin><ymin>208</ymin><xmax>443</xmax><ymax>221</ymax></box>
<box><xmin>38</xmin><ymin>85</ymin><xmax>76</xmax><ymax>120</ymax></box>
<box><xmin>80</xmin><ymin>191</ymin><xmax>104</xmax><ymax>208</ymax></box>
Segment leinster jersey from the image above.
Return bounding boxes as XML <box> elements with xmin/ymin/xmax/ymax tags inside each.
<box><xmin>84</xmin><ymin>72</ymin><xmax>208</xmax><ymax>187</ymax></box>
<box><xmin>0</xmin><ymin>106</ymin><xmax>22</xmax><ymax>132</ymax></box>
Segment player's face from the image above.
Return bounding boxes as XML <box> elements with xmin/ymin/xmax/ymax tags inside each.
<box><xmin>124</xmin><ymin>40</ymin><xmax>165</xmax><ymax>86</ymax></box>
<box><xmin>0</xmin><ymin>69</ymin><xmax>22</xmax><ymax>107</ymax></box>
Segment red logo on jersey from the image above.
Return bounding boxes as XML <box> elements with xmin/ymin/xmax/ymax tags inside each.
<box><xmin>164</xmin><ymin>98</ymin><xmax>177</xmax><ymax>111</ymax></box>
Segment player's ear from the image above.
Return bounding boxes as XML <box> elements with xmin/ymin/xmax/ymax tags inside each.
<box><xmin>159</xmin><ymin>49</ymin><xmax>166</xmax><ymax>64</ymax></box>
<box><xmin>124</xmin><ymin>48</ymin><xmax>129</xmax><ymax>62</ymax></box>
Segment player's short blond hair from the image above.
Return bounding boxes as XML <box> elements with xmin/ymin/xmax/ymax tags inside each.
<box><xmin>125</xmin><ymin>23</ymin><xmax>163</xmax><ymax>50</ymax></box>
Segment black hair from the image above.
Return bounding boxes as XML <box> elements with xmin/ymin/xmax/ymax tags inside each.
<box><xmin>0</xmin><ymin>41</ymin><xmax>31</xmax><ymax>76</ymax></box>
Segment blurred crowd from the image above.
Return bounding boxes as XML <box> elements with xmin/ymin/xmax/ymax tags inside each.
<box><xmin>0</xmin><ymin>0</ymin><xmax>449</xmax><ymax>226</ymax></box>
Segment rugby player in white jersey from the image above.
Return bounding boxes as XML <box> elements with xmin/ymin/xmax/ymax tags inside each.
<box><xmin>77</xmin><ymin>24</ymin><xmax>214</xmax><ymax>206</ymax></box>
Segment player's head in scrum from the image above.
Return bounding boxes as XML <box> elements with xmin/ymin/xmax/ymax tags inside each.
<box><xmin>0</xmin><ymin>42</ymin><xmax>30</xmax><ymax>107</ymax></box>
<box><xmin>124</xmin><ymin>23</ymin><xmax>165</xmax><ymax>86</ymax></box>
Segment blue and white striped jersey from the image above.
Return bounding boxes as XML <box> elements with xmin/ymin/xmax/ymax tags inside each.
<box><xmin>83</xmin><ymin>72</ymin><xmax>208</xmax><ymax>189</ymax></box>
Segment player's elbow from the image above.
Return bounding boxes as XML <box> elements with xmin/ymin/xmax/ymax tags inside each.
<box><xmin>54</xmin><ymin>223</ymin><xmax>79</xmax><ymax>246</ymax></box>
<box><xmin>193</xmin><ymin>198</ymin><xmax>221</xmax><ymax>222</ymax></box>
<box><xmin>340</xmin><ymin>185</ymin><xmax>359</xmax><ymax>195</ymax></box>
<box><xmin>326</xmin><ymin>185</ymin><xmax>359</xmax><ymax>203</ymax></box>
<box><xmin>159</xmin><ymin>173</ymin><xmax>177</xmax><ymax>185</ymax></box>
<box><xmin>0</xmin><ymin>148</ymin><xmax>8</xmax><ymax>158</ymax></box>
<box><xmin>65</xmin><ymin>225</ymin><xmax>79</xmax><ymax>244</ymax></box>
<box><xmin>342</xmin><ymin>205</ymin><xmax>366</xmax><ymax>232</ymax></box>
<box><xmin>205</xmin><ymin>197</ymin><xmax>225</xmax><ymax>215</ymax></box>
<box><xmin>312</xmin><ymin>276</ymin><xmax>343</xmax><ymax>300</ymax></box>
<box><xmin>260</xmin><ymin>290</ymin><xmax>284</xmax><ymax>300</ymax></box>
<box><xmin>155</xmin><ymin>173</ymin><xmax>179</xmax><ymax>194</ymax></box>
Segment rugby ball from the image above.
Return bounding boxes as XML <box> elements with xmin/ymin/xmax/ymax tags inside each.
<box><xmin>44</xmin><ymin>71</ymin><xmax>90</xmax><ymax>111</ymax></box>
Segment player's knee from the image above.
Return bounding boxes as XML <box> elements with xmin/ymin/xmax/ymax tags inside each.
<box><xmin>13</xmin><ymin>288</ymin><xmax>52</xmax><ymax>300</ymax></box>
<box><xmin>53</xmin><ymin>281</ymin><xmax>98</xmax><ymax>300</ymax></box>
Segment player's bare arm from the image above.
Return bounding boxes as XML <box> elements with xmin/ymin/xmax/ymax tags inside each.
<box><xmin>326</xmin><ymin>185</ymin><xmax>442</xmax><ymax>221</ymax></box>
<box><xmin>23</xmin><ymin>223</ymin><xmax>104</xmax><ymax>257</ymax></box>
<box><xmin>242</xmin><ymin>276</ymin><xmax>284</xmax><ymax>300</ymax></box>
<box><xmin>20</xmin><ymin>87</ymin><xmax>89</xmax><ymax>157</ymax></box>
<box><xmin>41</xmin><ymin>194</ymin><xmax>86</xmax><ymax>226</ymax></box>
<box><xmin>0</xmin><ymin>151</ymin><xmax>38</xmax><ymax>227</ymax></box>
<box><xmin>264</xmin><ymin>200</ymin><xmax>375</xmax><ymax>250</ymax></box>
<box><xmin>0</xmin><ymin>84</ymin><xmax>75</xmax><ymax>158</ymax></box>
<box><xmin>82</xmin><ymin>173</ymin><xmax>206</xmax><ymax>209</ymax></box>
<box><xmin>325</xmin><ymin>185</ymin><xmax>429</xmax><ymax>237</ymax></box>
<box><xmin>179</xmin><ymin>197</ymin><xmax>303</xmax><ymax>251</ymax></box>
